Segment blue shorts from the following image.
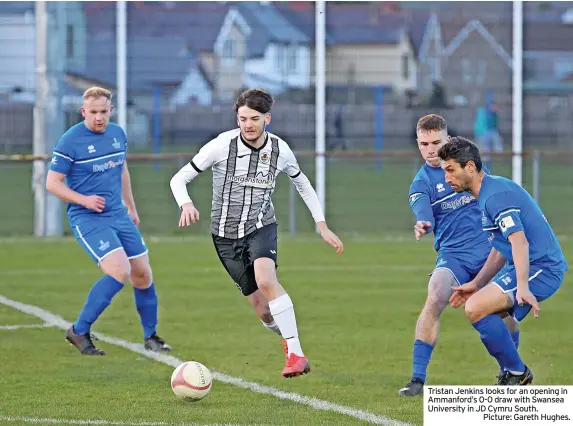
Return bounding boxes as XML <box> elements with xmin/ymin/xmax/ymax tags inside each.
<box><xmin>432</xmin><ymin>253</ymin><xmax>485</xmax><ymax>286</ymax></box>
<box><xmin>72</xmin><ymin>214</ymin><xmax>148</xmax><ymax>264</ymax></box>
<box><xmin>491</xmin><ymin>263</ymin><xmax>564</xmax><ymax>322</ymax></box>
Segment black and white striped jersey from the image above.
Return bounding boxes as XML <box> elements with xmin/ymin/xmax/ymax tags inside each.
<box><xmin>171</xmin><ymin>128</ymin><xmax>324</xmax><ymax>239</ymax></box>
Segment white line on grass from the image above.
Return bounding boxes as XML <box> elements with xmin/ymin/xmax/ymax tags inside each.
<box><xmin>0</xmin><ymin>416</ymin><xmax>265</xmax><ymax>426</ymax></box>
<box><xmin>0</xmin><ymin>323</ymin><xmax>55</xmax><ymax>330</ymax></box>
<box><xmin>0</xmin><ymin>294</ymin><xmax>412</xmax><ymax>426</ymax></box>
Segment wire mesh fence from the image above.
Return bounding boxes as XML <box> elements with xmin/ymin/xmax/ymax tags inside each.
<box><xmin>2</xmin><ymin>150</ymin><xmax>572</xmax><ymax>237</ymax></box>
<box><xmin>1</xmin><ymin>1</ymin><xmax>573</xmax><ymax>237</ymax></box>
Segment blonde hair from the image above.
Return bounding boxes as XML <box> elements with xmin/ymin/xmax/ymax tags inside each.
<box><xmin>83</xmin><ymin>86</ymin><xmax>112</xmax><ymax>101</ymax></box>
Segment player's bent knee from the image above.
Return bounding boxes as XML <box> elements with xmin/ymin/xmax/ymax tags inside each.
<box><xmin>464</xmin><ymin>285</ymin><xmax>513</xmax><ymax>323</ymax></box>
<box><xmin>255</xmin><ymin>276</ymin><xmax>276</xmax><ymax>293</ymax></box>
<box><xmin>464</xmin><ymin>297</ymin><xmax>484</xmax><ymax>323</ymax></box>
<box><xmin>254</xmin><ymin>269</ymin><xmax>278</xmax><ymax>293</ymax></box>
<box><xmin>131</xmin><ymin>266</ymin><xmax>153</xmax><ymax>288</ymax></box>
<box><xmin>106</xmin><ymin>268</ymin><xmax>131</xmax><ymax>284</ymax></box>
<box><xmin>425</xmin><ymin>293</ymin><xmax>449</xmax><ymax>314</ymax></box>
<box><xmin>100</xmin><ymin>251</ymin><xmax>131</xmax><ymax>284</ymax></box>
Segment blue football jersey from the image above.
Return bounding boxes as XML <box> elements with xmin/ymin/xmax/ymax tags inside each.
<box><xmin>479</xmin><ymin>174</ymin><xmax>567</xmax><ymax>270</ymax></box>
<box><xmin>409</xmin><ymin>163</ymin><xmax>491</xmax><ymax>257</ymax></box>
<box><xmin>49</xmin><ymin>122</ymin><xmax>128</xmax><ymax>226</ymax></box>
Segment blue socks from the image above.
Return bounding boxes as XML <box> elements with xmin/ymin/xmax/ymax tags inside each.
<box><xmin>73</xmin><ymin>275</ymin><xmax>124</xmax><ymax>335</ymax></box>
<box><xmin>133</xmin><ymin>283</ymin><xmax>158</xmax><ymax>339</ymax></box>
<box><xmin>412</xmin><ymin>340</ymin><xmax>435</xmax><ymax>382</ymax></box>
<box><xmin>495</xmin><ymin>328</ymin><xmax>521</xmax><ymax>371</ymax></box>
<box><xmin>511</xmin><ymin>330</ymin><xmax>520</xmax><ymax>350</ymax></box>
<box><xmin>473</xmin><ymin>315</ymin><xmax>525</xmax><ymax>373</ymax></box>
<box><xmin>73</xmin><ymin>277</ymin><xmax>158</xmax><ymax>340</ymax></box>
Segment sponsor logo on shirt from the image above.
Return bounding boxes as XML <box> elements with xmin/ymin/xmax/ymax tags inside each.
<box><xmin>92</xmin><ymin>158</ymin><xmax>125</xmax><ymax>173</ymax></box>
<box><xmin>441</xmin><ymin>195</ymin><xmax>475</xmax><ymax>211</ymax></box>
<box><xmin>227</xmin><ymin>172</ymin><xmax>274</xmax><ymax>189</ymax></box>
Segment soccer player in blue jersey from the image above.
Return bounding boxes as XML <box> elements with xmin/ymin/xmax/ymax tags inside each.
<box><xmin>46</xmin><ymin>87</ymin><xmax>171</xmax><ymax>355</ymax></box>
<box><xmin>438</xmin><ymin>137</ymin><xmax>567</xmax><ymax>385</ymax></box>
<box><xmin>400</xmin><ymin>115</ymin><xmax>520</xmax><ymax>396</ymax></box>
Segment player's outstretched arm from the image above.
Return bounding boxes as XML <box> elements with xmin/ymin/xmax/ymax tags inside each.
<box><xmin>289</xmin><ymin>172</ymin><xmax>343</xmax><ymax>255</ymax></box>
<box><xmin>46</xmin><ymin>170</ymin><xmax>105</xmax><ymax>212</ymax></box>
<box><xmin>170</xmin><ymin>162</ymin><xmax>201</xmax><ymax>227</ymax></box>
<box><xmin>449</xmin><ymin>247</ymin><xmax>506</xmax><ymax>308</ymax></box>
<box><xmin>121</xmin><ymin>163</ymin><xmax>139</xmax><ymax>226</ymax></box>
<box><xmin>508</xmin><ymin>231</ymin><xmax>539</xmax><ymax>317</ymax></box>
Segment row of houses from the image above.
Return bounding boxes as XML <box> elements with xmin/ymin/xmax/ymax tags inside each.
<box><xmin>1</xmin><ymin>1</ymin><xmax>572</xmax><ymax>109</ymax></box>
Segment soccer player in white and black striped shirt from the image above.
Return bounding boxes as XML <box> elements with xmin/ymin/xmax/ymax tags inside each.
<box><xmin>170</xmin><ymin>89</ymin><xmax>343</xmax><ymax>378</ymax></box>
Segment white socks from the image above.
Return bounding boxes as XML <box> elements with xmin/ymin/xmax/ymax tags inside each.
<box><xmin>268</xmin><ymin>294</ymin><xmax>304</xmax><ymax>357</ymax></box>
<box><xmin>261</xmin><ymin>319</ymin><xmax>281</xmax><ymax>335</ymax></box>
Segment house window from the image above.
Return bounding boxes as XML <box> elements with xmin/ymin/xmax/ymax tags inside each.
<box><xmin>461</xmin><ymin>59</ymin><xmax>472</xmax><ymax>83</ymax></box>
<box><xmin>402</xmin><ymin>54</ymin><xmax>409</xmax><ymax>80</ymax></box>
<box><xmin>276</xmin><ymin>45</ymin><xmax>285</xmax><ymax>71</ymax></box>
<box><xmin>221</xmin><ymin>38</ymin><xmax>236</xmax><ymax>67</ymax></box>
<box><xmin>66</xmin><ymin>24</ymin><xmax>74</xmax><ymax>58</ymax></box>
<box><xmin>287</xmin><ymin>45</ymin><xmax>297</xmax><ymax>72</ymax></box>
<box><xmin>223</xmin><ymin>39</ymin><xmax>234</xmax><ymax>59</ymax></box>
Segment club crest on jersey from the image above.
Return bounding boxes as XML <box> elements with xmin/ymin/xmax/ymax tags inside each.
<box><xmin>259</xmin><ymin>152</ymin><xmax>270</xmax><ymax>164</ymax></box>
<box><xmin>436</xmin><ymin>183</ymin><xmax>445</xmax><ymax>193</ymax></box>
<box><xmin>112</xmin><ymin>138</ymin><xmax>121</xmax><ymax>149</ymax></box>
<box><xmin>88</xmin><ymin>145</ymin><xmax>96</xmax><ymax>154</ymax></box>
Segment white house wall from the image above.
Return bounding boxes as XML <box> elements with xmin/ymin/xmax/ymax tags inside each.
<box><xmin>170</xmin><ymin>67</ymin><xmax>213</xmax><ymax>106</ymax></box>
<box><xmin>244</xmin><ymin>43</ymin><xmax>310</xmax><ymax>94</ymax></box>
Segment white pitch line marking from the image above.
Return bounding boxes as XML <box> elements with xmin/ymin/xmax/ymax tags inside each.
<box><xmin>0</xmin><ymin>323</ymin><xmax>55</xmax><ymax>330</ymax></box>
<box><xmin>0</xmin><ymin>294</ymin><xmax>412</xmax><ymax>426</ymax></box>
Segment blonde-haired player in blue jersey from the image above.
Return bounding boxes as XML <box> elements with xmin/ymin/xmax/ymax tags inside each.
<box><xmin>399</xmin><ymin>115</ymin><xmax>519</xmax><ymax>396</ymax></box>
<box><xmin>46</xmin><ymin>87</ymin><xmax>171</xmax><ymax>355</ymax></box>
<box><xmin>439</xmin><ymin>137</ymin><xmax>567</xmax><ymax>385</ymax></box>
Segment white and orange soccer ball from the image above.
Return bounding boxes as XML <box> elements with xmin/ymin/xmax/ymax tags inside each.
<box><xmin>170</xmin><ymin>361</ymin><xmax>212</xmax><ymax>401</ymax></box>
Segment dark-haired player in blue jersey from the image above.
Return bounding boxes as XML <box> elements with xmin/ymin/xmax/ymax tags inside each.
<box><xmin>400</xmin><ymin>115</ymin><xmax>519</xmax><ymax>396</ymax></box>
<box><xmin>438</xmin><ymin>136</ymin><xmax>567</xmax><ymax>385</ymax></box>
<box><xmin>46</xmin><ymin>87</ymin><xmax>171</xmax><ymax>355</ymax></box>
